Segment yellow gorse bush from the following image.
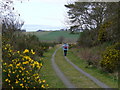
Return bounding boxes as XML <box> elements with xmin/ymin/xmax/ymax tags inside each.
<box><xmin>2</xmin><ymin>43</ymin><xmax>49</xmax><ymax>88</ymax></box>
<box><xmin>100</xmin><ymin>42</ymin><xmax>120</xmax><ymax>73</ymax></box>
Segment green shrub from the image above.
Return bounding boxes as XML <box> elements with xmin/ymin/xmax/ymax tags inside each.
<box><xmin>100</xmin><ymin>42</ymin><xmax>120</xmax><ymax>73</ymax></box>
<box><xmin>3</xmin><ymin>32</ymin><xmax>55</xmax><ymax>57</ymax></box>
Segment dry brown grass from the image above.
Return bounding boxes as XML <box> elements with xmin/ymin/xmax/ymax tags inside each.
<box><xmin>72</xmin><ymin>45</ymin><xmax>107</xmax><ymax>68</ymax></box>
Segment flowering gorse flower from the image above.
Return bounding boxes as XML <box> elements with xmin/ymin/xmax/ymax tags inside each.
<box><xmin>2</xmin><ymin>43</ymin><xmax>49</xmax><ymax>89</ymax></box>
<box><xmin>100</xmin><ymin>42</ymin><xmax>120</xmax><ymax>73</ymax></box>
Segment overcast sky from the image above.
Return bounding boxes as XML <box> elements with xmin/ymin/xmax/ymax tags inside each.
<box><xmin>13</xmin><ymin>0</ymin><xmax>76</xmax><ymax>31</ymax></box>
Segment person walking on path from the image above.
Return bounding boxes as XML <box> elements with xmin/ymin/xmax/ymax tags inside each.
<box><xmin>62</xmin><ymin>43</ymin><xmax>69</xmax><ymax>56</ymax></box>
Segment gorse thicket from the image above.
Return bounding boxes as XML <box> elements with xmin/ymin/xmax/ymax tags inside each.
<box><xmin>100</xmin><ymin>42</ymin><xmax>120</xmax><ymax>73</ymax></box>
<box><xmin>2</xmin><ymin>30</ymin><xmax>55</xmax><ymax>89</ymax></box>
<box><xmin>2</xmin><ymin>43</ymin><xmax>47</xmax><ymax>88</ymax></box>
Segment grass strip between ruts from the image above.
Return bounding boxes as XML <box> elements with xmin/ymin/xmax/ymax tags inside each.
<box><xmin>55</xmin><ymin>48</ymin><xmax>100</xmax><ymax>88</ymax></box>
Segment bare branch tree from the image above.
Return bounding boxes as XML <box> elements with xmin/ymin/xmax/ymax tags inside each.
<box><xmin>0</xmin><ymin>0</ymin><xmax>25</xmax><ymax>32</ymax></box>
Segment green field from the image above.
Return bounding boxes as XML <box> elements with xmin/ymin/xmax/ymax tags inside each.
<box><xmin>23</xmin><ymin>31</ymin><xmax>80</xmax><ymax>43</ymax></box>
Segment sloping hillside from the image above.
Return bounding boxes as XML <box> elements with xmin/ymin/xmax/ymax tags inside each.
<box><xmin>24</xmin><ymin>31</ymin><xmax>80</xmax><ymax>43</ymax></box>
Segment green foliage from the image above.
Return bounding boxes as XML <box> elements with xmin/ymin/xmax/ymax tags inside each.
<box><xmin>100</xmin><ymin>42</ymin><xmax>120</xmax><ymax>73</ymax></box>
<box><xmin>3</xmin><ymin>32</ymin><xmax>55</xmax><ymax>57</ymax></box>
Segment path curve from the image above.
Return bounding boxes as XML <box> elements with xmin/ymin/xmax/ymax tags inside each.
<box><xmin>51</xmin><ymin>47</ymin><xmax>76</xmax><ymax>88</ymax></box>
<box><xmin>64</xmin><ymin>56</ymin><xmax>110</xmax><ymax>88</ymax></box>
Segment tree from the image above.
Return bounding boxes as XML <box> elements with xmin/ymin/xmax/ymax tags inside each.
<box><xmin>65</xmin><ymin>2</ymin><xmax>109</xmax><ymax>32</ymax></box>
<box><xmin>58</xmin><ymin>36</ymin><xmax>65</xmax><ymax>44</ymax></box>
<box><xmin>0</xmin><ymin>0</ymin><xmax>24</xmax><ymax>33</ymax></box>
<box><xmin>65</xmin><ymin>1</ymin><xmax>119</xmax><ymax>46</ymax></box>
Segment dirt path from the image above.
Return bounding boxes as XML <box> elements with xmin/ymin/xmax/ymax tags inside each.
<box><xmin>51</xmin><ymin>47</ymin><xmax>76</xmax><ymax>88</ymax></box>
<box><xmin>52</xmin><ymin>47</ymin><xmax>112</xmax><ymax>88</ymax></box>
<box><xmin>64</xmin><ymin>56</ymin><xmax>110</xmax><ymax>88</ymax></box>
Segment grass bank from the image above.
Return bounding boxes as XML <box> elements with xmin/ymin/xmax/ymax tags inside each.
<box><xmin>40</xmin><ymin>47</ymin><xmax>65</xmax><ymax>88</ymax></box>
<box><xmin>67</xmin><ymin>48</ymin><xmax>118</xmax><ymax>88</ymax></box>
<box><xmin>55</xmin><ymin>47</ymin><xmax>100</xmax><ymax>88</ymax></box>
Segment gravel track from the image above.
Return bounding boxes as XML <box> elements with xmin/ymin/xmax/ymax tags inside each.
<box><xmin>51</xmin><ymin>48</ymin><xmax>76</xmax><ymax>88</ymax></box>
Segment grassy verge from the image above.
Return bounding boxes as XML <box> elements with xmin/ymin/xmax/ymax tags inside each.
<box><xmin>67</xmin><ymin>48</ymin><xmax>118</xmax><ymax>88</ymax></box>
<box><xmin>55</xmin><ymin>48</ymin><xmax>100</xmax><ymax>88</ymax></box>
<box><xmin>40</xmin><ymin>47</ymin><xmax>66</xmax><ymax>88</ymax></box>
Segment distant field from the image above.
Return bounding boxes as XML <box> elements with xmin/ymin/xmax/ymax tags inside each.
<box><xmin>23</xmin><ymin>31</ymin><xmax>80</xmax><ymax>43</ymax></box>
